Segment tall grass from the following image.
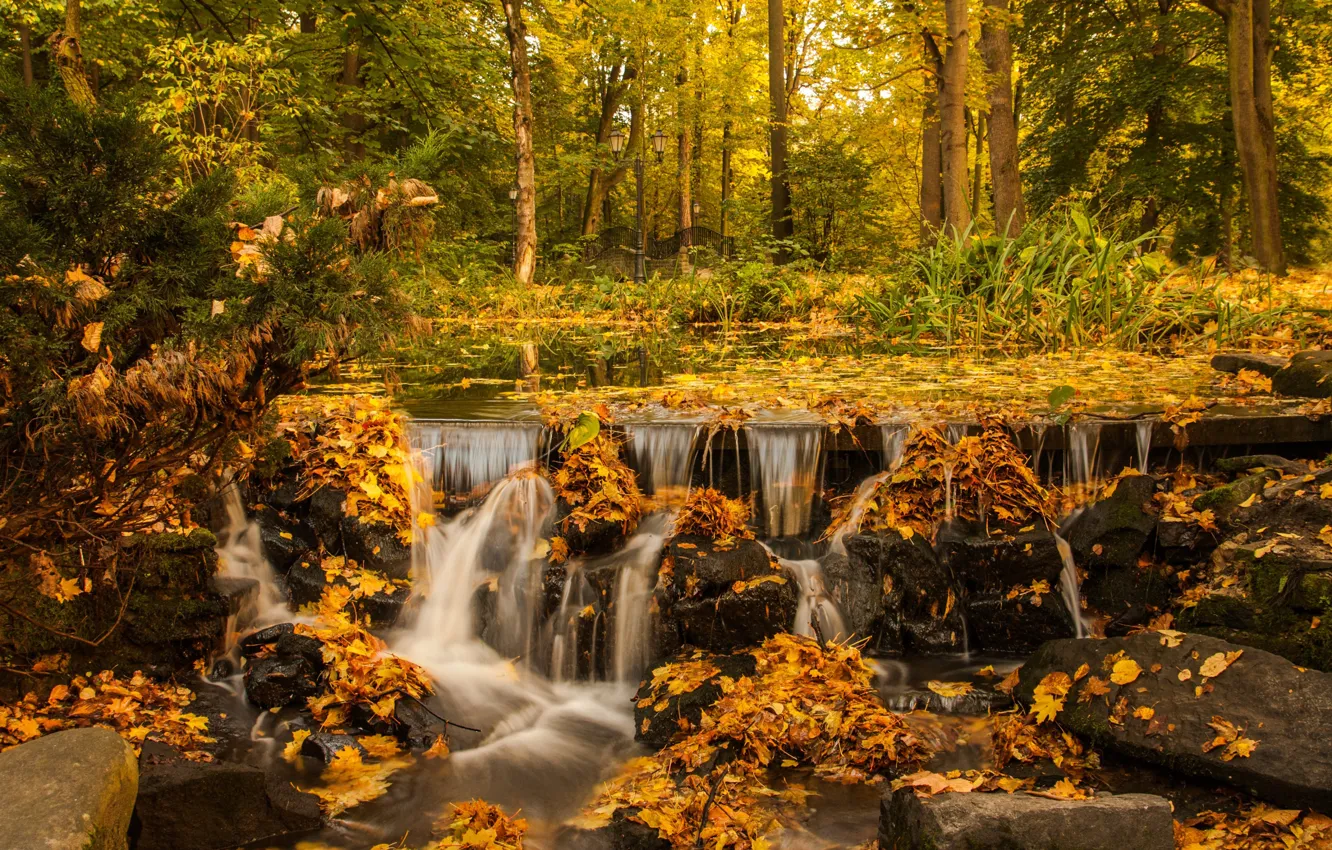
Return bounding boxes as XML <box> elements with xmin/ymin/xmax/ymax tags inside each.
<box><xmin>857</xmin><ymin>209</ymin><xmax>1289</xmax><ymax>351</ymax></box>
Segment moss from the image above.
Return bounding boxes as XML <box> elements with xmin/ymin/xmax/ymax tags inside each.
<box><xmin>252</xmin><ymin>432</ymin><xmax>295</xmax><ymax>480</ymax></box>
<box><xmin>1244</xmin><ymin>553</ymin><xmax>1332</xmax><ymax>611</ymax></box>
<box><xmin>1192</xmin><ymin>472</ymin><xmax>1269</xmax><ymax>515</ymax></box>
<box><xmin>1180</xmin><ymin>593</ymin><xmax>1332</xmax><ymax>671</ymax></box>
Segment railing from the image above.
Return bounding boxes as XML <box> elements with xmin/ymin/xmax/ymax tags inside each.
<box><xmin>582</xmin><ymin>226</ymin><xmax>735</xmax><ymax>275</ymax></box>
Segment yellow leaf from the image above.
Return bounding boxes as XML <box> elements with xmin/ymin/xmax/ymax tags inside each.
<box><xmin>283</xmin><ymin>729</ymin><xmax>311</xmax><ymax>764</ymax></box>
<box><xmin>80</xmin><ymin>322</ymin><xmax>104</xmax><ymax>353</ymax></box>
<box><xmin>1111</xmin><ymin>658</ymin><xmax>1142</xmax><ymax>685</ymax></box>
<box><xmin>1199</xmin><ymin>650</ymin><xmax>1242</xmax><ymax>679</ymax></box>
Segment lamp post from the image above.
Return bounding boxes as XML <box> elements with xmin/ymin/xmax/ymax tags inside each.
<box><xmin>611</xmin><ymin>127</ymin><xmax>667</xmax><ymax>285</ymax></box>
<box><xmin>508</xmin><ymin>184</ymin><xmax>519</xmax><ymax>266</ymax></box>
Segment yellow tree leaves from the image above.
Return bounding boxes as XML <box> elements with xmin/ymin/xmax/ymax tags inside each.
<box><xmin>551</xmin><ymin>431</ymin><xmax>643</xmax><ymax>536</ymax></box>
<box><xmin>1175</xmin><ymin>805</ymin><xmax>1331</xmax><ymax>850</ymax></box>
<box><xmin>1202</xmin><ymin>717</ymin><xmax>1260</xmax><ymax>762</ymax></box>
<box><xmin>300</xmin><ymin>743</ymin><xmax>412</xmax><ymax>816</ymax></box>
<box><xmin>432</xmin><ymin>800</ymin><xmax>528</xmax><ymax>850</ymax></box>
<box><xmin>1111</xmin><ymin>658</ymin><xmax>1143</xmax><ymax>685</ymax></box>
<box><xmin>674</xmin><ymin>488</ymin><xmax>755</xmax><ymax>541</ymax></box>
<box><xmin>1031</xmin><ymin>672</ymin><xmax>1072</xmax><ymax>724</ymax></box>
<box><xmin>1199</xmin><ymin>650</ymin><xmax>1243</xmax><ymax>680</ymax></box>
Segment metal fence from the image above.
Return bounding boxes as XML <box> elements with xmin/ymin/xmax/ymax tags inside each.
<box><xmin>581</xmin><ymin>226</ymin><xmax>735</xmax><ymax>278</ymax></box>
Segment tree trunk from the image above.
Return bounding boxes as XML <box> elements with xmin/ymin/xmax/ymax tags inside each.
<box><xmin>971</xmin><ymin>110</ymin><xmax>985</xmax><ymax>221</ymax></box>
<box><xmin>299</xmin><ymin>11</ymin><xmax>317</xmax><ymax>33</ymax></box>
<box><xmin>502</xmin><ymin>0</ymin><xmax>538</xmax><ymax>286</ymax></box>
<box><xmin>979</xmin><ymin>0</ymin><xmax>1026</xmax><ymax>236</ymax></box>
<box><xmin>54</xmin><ymin>0</ymin><xmax>96</xmax><ymax>109</ymax></box>
<box><xmin>920</xmin><ymin>35</ymin><xmax>944</xmax><ymax>242</ymax></box>
<box><xmin>768</xmin><ymin>0</ymin><xmax>794</xmax><ymax>262</ymax></box>
<box><xmin>721</xmin><ymin>120</ymin><xmax>733</xmax><ymax>239</ymax></box>
<box><xmin>581</xmin><ymin>65</ymin><xmax>638</xmax><ymax>236</ymax></box>
<box><xmin>1208</xmin><ymin>0</ymin><xmax>1283</xmax><ymax>273</ymax></box>
<box><xmin>341</xmin><ymin>37</ymin><xmax>366</xmax><ymax>160</ymax></box>
<box><xmin>20</xmin><ymin>23</ymin><xmax>34</xmax><ymax>86</ymax></box>
<box><xmin>941</xmin><ymin>0</ymin><xmax>971</xmax><ymax>234</ymax></box>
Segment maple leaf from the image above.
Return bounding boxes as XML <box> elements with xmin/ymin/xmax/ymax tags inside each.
<box><xmin>283</xmin><ymin>729</ymin><xmax>311</xmax><ymax>764</ymax></box>
<box><xmin>1031</xmin><ymin>691</ymin><xmax>1064</xmax><ymax>724</ymax></box>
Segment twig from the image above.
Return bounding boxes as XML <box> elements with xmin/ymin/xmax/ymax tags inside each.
<box><xmin>693</xmin><ymin>748</ymin><xmax>728</xmax><ymax>850</ymax></box>
<box><xmin>810</xmin><ymin>608</ymin><xmax>827</xmax><ymax>650</ymax></box>
<box><xmin>403</xmin><ymin>694</ymin><xmax>481</xmax><ymax>733</ymax></box>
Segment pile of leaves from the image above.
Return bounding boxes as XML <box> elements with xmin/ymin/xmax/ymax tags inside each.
<box><xmin>551</xmin><ymin>429</ymin><xmax>643</xmax><ymax>540</ymax></box>
<box><xmin>275</xmin><ymin>396</ymin><xmax>418</xmax><ymax>538</ymax></box>
<box><xmin>831</xmin><ymin>425</ymin><xmax>1054</xmax><ymax>538</ymax></box>
<box><xmin>673</xmin><ymin>488</ymin><xmax>755</xmax><ymax>542</ymax></box>
<box><xmin>0</xmin><ymin>670</ymin><xmax>213</xmax><ymax>760</ymax></box>
<box><xmin>1175</xmin><ymin>805</ymin><xmax>1332</xmax><ymax>849</ymax></box>
<box><xmin>296</xmin><ymin>589</ymin><xmax>434</xmax><ymax>728</ymax></box>
<box><xmin>316</xmin><ymin>556</ymin><xmax>411</xmax><ymax>603</ymax></box>
<box><xmin>428</xmin><ymin>799</ymin><xmax>529</xmax><ymax>850</ymax></box>
<box><xmin>292</xmin><ymin>733</ymin><xmax>414</xmax><ymax>817</ymax></box>
<box><xmin>576</xmin><ymin>635</ymin><xmax>930</xmax><ymax>850</ymax></box>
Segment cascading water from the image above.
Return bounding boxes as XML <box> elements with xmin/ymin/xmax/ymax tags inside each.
<box><xmin>748</xmin><ymin>424</ymin><xmax>824</xmax><ymax>538</ymax></box>
<box><xmin>780</xmin><ymin>556</ymin><xmax>847</xmax><ymax>641</ymax></box>
<box><xmin>1135</xmin><ymin>419</ymin><xmax>1154</xmax><ymax>474</ymax></box>
<box><xmin>408</xmin><ymin>420</ymin><xmax>541</xmax><ymax>499</ymax></box>
<box><xmin>610</xmin><ymin>514</ymin><xmax>672</xmax><ymax>683</ymax></box>
<box><xmin>829</xmin><ymin>471</ymin><xmax>889</xmax><ymax>555</ymax></box>
<box><xmin>1053</xmin><ymin>531</ymin><xmax>1088</xmax><ymax>639</ymax></box>
<box><xmin>214</xmin><ymin>481</ymin><xmax>288</xmax><ymax>639</ymax></box>
<box><xmin>624</xmin><ymin>423</ymin><xmax>699</xmax><ymax>496</ymax></box>
<box><xmin>1064</xmin><ymin>420</ymin><xmax>1103</xmax><ymax>492</ymax></box>
<box><xmin>880</xmin><ymin>423</ymin><xmax>909</xmax><ymax>472</ymax></box>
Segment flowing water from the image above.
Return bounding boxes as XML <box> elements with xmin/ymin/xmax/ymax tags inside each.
<box><xmin>214</xmin><ymin>481</ymin><xmax>288</xmax><ymax>642</ymax></box>
<box><xmin>780</xmin><ymin>556</ymin><xmax>848</xmax><ymax>642</ymax></box>
<box><xmin>623</xmin><ymin>423</ymin><xmax>699</xmax><ymax>496</ymax></box>
<box><xmin>409</xmin><ymin>420</ymin><xmax>542</xmax><ymax>499</ymax></box>
<box><xmin>1135</xmin><ymin>419</ymin><xmax>1154</xmax><ymax>474</ymax></box>
<box><xmin>880</xmin><ymin>423</ymin><xmax>909</xmax><ymax>471</ymax></box>
<box><xmin>748</xmin><ymin>425</ymin><xmax>824</xmax><ymax>538</ymax></box>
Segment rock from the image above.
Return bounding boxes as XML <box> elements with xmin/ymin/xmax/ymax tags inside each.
<box><xmin>1210</xmin><ymin>351</ymin><xmax>1288</xmax><ymax>378</ymax></box>
<box><xmin>244</xmin><ymin>653</ymin><xmax>320</xmax><ymax>709</ymax></box>
<box><xmin>1064</xmin><ymin>475</ymin><xmax>1157</xmax><ymax>570</ymax></box>
<box><xmin>1229</xmin><ymin>467</ymin><xmax>1332</xmax><ymax>532</ymax></box>
<box><xmin>132</xmin><ymin>740</ymin><xmax>321</xmax><ymax>850</ymax></box>
<box><xmin>239</xmin><ymin>622</ymin><xmax>296</xmax><ymax>654</ymax></box>
<box><xmin>1193</xmin><ymin>471</ymin><xmax>1275</xmax><ymax>520</ymax></box>
<box><xmin>286</xmin><ymin>559</ymin><xmax>408</xmax><ymax>627</ymax></box>
<box><xmin>1272</xmin><ymin>351</ymin><xmax>1332</xmax><ymax>398</ymax></box>
<box><xmin>340</xmin><ymin>516</ymin><xmax>413</xmax><ymax>579</ymax></box>
<box><xmin>1236</xmin><ymin>539</ymin><xmax>1332</xmax><ymax>612</ymax></box>
<box><xmin>256</xmin><ymin>507</ymin><xmax>317</xmax><ymax>573</ymax></box>
<box><xmin>671</xmin><ymin>568</ymin><xmax>798</xmax><ymax>653</ymax></box>
<box><xmin>559</xmin><ymin>810</ymin><xmax>671</xmax><ymax>850</ymax></box>
<box><xmin>1016</xmin><ymin>633</ymin><xmax>1332</xmax><ymax>809</ymax></box>
<box><xmin>307</xmin><ymin>485</ymin><xmax>347</xmax><ymax>549</ymax></box>
<box><xmin>1215</xmin><ymin>454</ymin><xmax>1308</xmax><ymax>477</ymax></box>
<box><xmin>936</xmin><ymin>522</ymin><xmax>1074</xmax><ymax>654</ymax></box>
<box><xmin>385</xmin><ymin>696</ymin><xmax>445</xmax><ymax>750</ymax></box>
<box><xmin>668</xmin><ymin>535</ymin><xmax>771</xmax><ymax>597</ymax></box>
<box><xmin>558</xmin><ymin>500</ymin><xmax>627</xmax><ymax>555</ymax></box>
<box><xmin>878</xmin><ymin>787</ymin><xmax>1174</xmax><ymax>850</ymax></box>
<box><xmin>633</xmin><ymin>650</ymin><xmax>758</xmax><ymax>749</ymax></box>
<box><xmin>277</xmin><ymin>632</ymin><xmax>326</xmax><ymax>667</ymax></box>
<box><xmin>0</xmin><ymin>727</ymin><xmax>138</xmax><ymax>850</ymax></box>
<box><xmin>299</xmin><ymin>731</ymin><xmax>366</xmax><ymax>763</ymax></box>
<box><xmin>840</xmin><ymin>532</ymin><xmax>966</xmax><ymax>655</ymax></box>
<box><xmin>209</xmin><ymin>576</ymin><xmax>259</xmax><ymax>617</ymax></box>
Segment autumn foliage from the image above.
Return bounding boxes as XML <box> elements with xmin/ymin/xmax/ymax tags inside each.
<box><xmin>673</xmin><ymin>488</ymin><xmax>755</xmax><ymax>542</ymax></box>
<box><xmin>552</xmin><ymin>432</ymin><xmax>644</xmax><ymax>538</ymax></box>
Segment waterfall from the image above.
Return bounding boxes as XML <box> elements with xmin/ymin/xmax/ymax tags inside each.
<box><xmin>748</xmin><ymin>425</ymin><xmax>824</xmax><ymax>538</ymax></box>
<box><xmin>408</xmin><ymin>420</ymin><xmax>541</xmax><ymax>499</ymax></box>
<box><xmin>829</xmin><ymin>470</ymin><xmax>889</xmax><ymax>555</ymax></box>
<box><xmin>215</xmin><ymin>482</ymin><xmax>288</xmax><ymax>636</ymax></box>
<box><xmin>1064</xmin><ymin>421</ymin><xmax>1103</xmax><ymax>493</ymax></box>
<box><xmin>1135</xmin><ymin>420</ymin><xmax>1154</xmax><ymax>474</ymax></box>
<box><xmin>880</xmin><ymin>423</ymin><xmax>908</xmax><ymax>472</ymax></box>
<box><xmin>780</xmin><ymin>557</ymin><xmax>846</xmax><ymax>642</ymax></box>
<box><xmin>1054</xmin><ymin>531</ymin><xmax>1088</xmax><ymax>639</ymax></box>
<box><xmin>624</xmin><ymin>423</ymin><xmax>699</xmax><ymax>496</ymax></box>
<box><xmin>609</xmin><ymin>514</ymin><xmax>672</xmax><ymax>683</ymax></box>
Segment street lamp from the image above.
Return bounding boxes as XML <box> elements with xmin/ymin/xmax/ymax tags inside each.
<box><xmin>612</xmin><ymin>127</ymin><xmax>652</xmax><ymax>285</ymax></box>
<box><xmin>652</xmin><ymin>130</ymin><xmax>666</xmax><ymax>163</ymax></box>
<box><xmin>692</xmin><ymin>199</ymin><xmax>701</xmax><ymax>226</ymax></box>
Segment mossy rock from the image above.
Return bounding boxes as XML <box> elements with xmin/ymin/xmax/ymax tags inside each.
<box><xmin>1179</xmin><ymin>594</ymin><xmax>1332</xmax><ymax>671</ymax></box>
<box><xmin>1192</xmin><ymin>471</ymin><xmax>1273</xmax><ymax>518</ymax></box>
<box><xmin>1239</xmin><ymin>545</ymin><xmax>1332</xmax><ymax>612</ymax></box>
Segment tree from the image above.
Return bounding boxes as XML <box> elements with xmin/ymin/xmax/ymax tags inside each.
<box><xmin>979</xmin><ymin>0</ymin><xmax>1025</xmax><ymax>235</ymax></box>
<box><xmin>1200</xmin><ymin>0</ymin><xmax>1284</xmax><ymax>273</ymax></box>
<box><xmin>53</xmin><ymin>0</ymin><xmax>94</xmax><ymax>109</ymax></box>
<box><xmin>501</xmin><ymin>0</ymin><xmax>538</xmax><ymax>285</ymax></box>
<box><xmin>580</xmin><ymin>63</ymin><xmax>639</xmax><ymax>236</ymax></box>
<box><xmin>940</xmin><ymin>0</ymin><xmax>970</xmax><ymax>234</ymax></box>
<box><xmin>920</xmin><ymin>32</ymin><xmax>945</xmax><ymax>241</ymax></box>
<box><xmin>769</xmin><ymin>0</ymin><xmax>795</xmax><ymax>261</ymax></box>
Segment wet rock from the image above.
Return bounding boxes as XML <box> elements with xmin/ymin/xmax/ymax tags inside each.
<box><xmin>1215</xmin><ymin>454</ymin><xmax>1308</xmax><ymax>477</ymax></box>
<box><xmin>1194</xmin><ymin>471</ymin><xmax>1275</xmax><ymax>521</ymax></box>
<box><xmin>257</xmin><ymin>475</ymin><xmax>303</xmax><ymax>514</ymax></box>
<box><xmin>840</xmin><ymin>532</ymin><xmax>966</xmax><ymax>655</ymax></box>
<box><xmin>209</xmin><ymin>576</ymin><xmax>259</xmax><ymax>616</ymax></box>
<box><xmin>277</xmin><ymin>632</ymin><xmax>326</xmax><ymax>667</ymax></box>
<box><xmin>671</xmin><ymin>568</ymin><xmax>798</xmax><ymax>653</ymax></box>
<box><xmin>244</xmin><ymin>653</ymin><xmax>320</xmax><ymax>709</ymax></box>
<box><xmin>1272</xmin><ymin>350</ymin><xmax>1332</xmax><ymax>398</ymax></box>
<box><xmin>239</xmin><ymin>622</ymin><xmax>295</xmax><ymax>654</ymax></box>
<box><xmin>340</xmin><ymin>516</ymin><xmax>412</xmax><ymax>579</ymax></box>
<box><xmin>879</xmin><ymin>786</ymin><xmax>1174</xmax><ymax>850</ymax></box>
<box><xmin>132</xmin><ymin>740</ymin><xmax>321</xmax><ymax>850</ymax></box>
<box><xmin>1016</xmin><ymin>633</ymin><xmax>1332</xmax><ymax>809</ymax></box>
<box><xmin>1228</xmin><ymin>467</ymin><xmax>1332</xmax><ymax>531</ymax></box>
<box><xmin>559</xmin><ymin>810</ymin><xmax>671</xmax><ymax>850</ymax></box>
<box><xmin>255</xmin><ymin>507</ymin><xmax>317</xmax><ymax>573</ymax></box>
<box><xmin>878</xmin><ymin>683</ymin><xmax>1013</xmax><ymax>715</ymax></box>
<box><xmin>557</xmin><ymin>500</ymin><xmax>627</xmax><ymax>555</ymax></box>
<box><xmin>286</xmin><ymin>559</ymin><xmax>408</xmax><ymax>627</ymax></box>
<box><xmin>1064</xmin><ymin>474</ymin><xmax>1157</xmax><ymax>570</ymax></box>
<box><xmin>668</xmin><ymin>535</ymin><xmax>771</xmax><ymax>597</ymax></box>
<box><xmin>386</xmin><ymin>696</ymin><xmax>445</xmax><ymax>750</ymax></box>
<box><xmin>1237</xmin><ymin>539</ymin><xmax>1332</xmax><ymax>612</ymax></box>
<box><xmin>1211</xmin><ymin>351</ymin><xmax>1288</xmax><ymax>377</ymax></box>
<box><xmin>0</xmin><ymin>727</ymin><xmax>138</xmax><ymax>850</ymax></box>
<box><xmin>299</xmin><ymin>731</ymin><xmax>366</xmax><ymax>763</ymax></box>
<box><xmin>937</xmin><ymin>522</ymin><xmax>1074</xmax><ymax>653</ymax></box>
<box><xmin>307</xmin><ymin>485</ymin><xmax>346</xmax><ymax>548</ymax></box>
<box><xmin>633</xmin><ymin>649</ymin><xmax>758</xmax><ymax>749</ymax></box>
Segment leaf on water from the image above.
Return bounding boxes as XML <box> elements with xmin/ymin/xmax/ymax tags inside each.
<box><xmin>926</xmin><ymin>681</ymin><xmax>974</xmax><ymax>699</ymax></box>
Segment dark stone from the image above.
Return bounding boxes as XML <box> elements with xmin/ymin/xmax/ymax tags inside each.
<box><xmin>964</xmin><ymin>593</ymin><xmax>1075</xmax><ymax>654</ymax></box>
<box><xmin>878</xmin><ymin>683</ymin><xmax>1014</xmax><ymax>715</ymax></box>
<box><xmin>299</xmin><ymin>731</ymin><xmax>366</xmax><ymax>764</ymax></box>
<box><xmin>1194</xmin><ymin>472</ymin><xmax>1276</xmax><ymax>520</ymax></box>
<box><xmin>1272</xmin><ymin>350</ymin><xmax>1332</xmax><ymax>398</ymax></box>
<box><xmin>209</xmin><ymin>576</ymin><xmax>259</xmax><ymax>617</ymax></box>
<box><xmin>1215</xmin><ymin>454</ymin><xmax>1308</xmax><ymax>477</ymax></box>
<box><xmin>557</xmin><ymin>499</ymin><xmax>627</xmax><ymax>556</ymax></box>
<box><xmin>276</xmin><ymin>632</ymin><xmax>325</xmax><ymax>668</ymax></box>
<box><xmin>256</xmin><ymin>508</ymin><xmax>317</xmax><ymax>574</ymax></box>
<box><xmin>671</xmin><ymin>568</ymin><xmax>798</xmax><ymax>653</ymax></box>
<box><xmin>1229</xmin><ymin>468</ymin><xmax>1332</xmax><ymax>532</ymax></box>
<box><xmin>668</xmin><ymin>535</ymin><xmax>771</xmax><ymax>598</ymax></box>
<box><xmin>286</xmin><ymin>559</ymin><xmax>407</xmax><ymax>627</ymax></box>
<box><xmin>1064</xmin><ymin>475</ymin><xmax>1157</xmax><ymax>570</ymax></box>
<box><xmin>559</xmin><ymin>810</ymin><xmax>672</xmax><ymax>850</ymax></box>
<box><xmin>131</xmin><ymin>740</ymin><xmax>321</xmax><ymax>850</ymax></box>
<box><xmin>260</xmin><ymin>477</ymin><xmax>303</xmax><ymax>514</ymax></box>
<box><xmin>1016</xmin><ymin>633</ymin><xmax>1332</xmax><ymax>810</ymax></box>
<box><xmin>387</xmin><ymin>696</ymin><xmax>444</xmax><ymax>750</ymax></box>
<box><xmin>840</xmin><ymin>532</ymin><xmax>967</xmax><ymax>655</ymax></box>
<box><xmin>239</xmin><ymin>622</ymin><xmax>295</xmax><ymax>655</ymax></box>
<box><xmin>1210</xmin><ymin>351</ymin><xmax>1288</xmax><ymax>378</ymax></box>
<box><xmin>243</xmin><ymin>653</ymin><xmax>320</xmax><ymax>709</ymax></box>
<box><xmin>340</xmin><ymin>516</ymin><xmax>412</xmax><ymax>579</ymax></box>
<box><xmin>307</xmin><ymin>485</ymin><xmax>346</xmax><ymax>550</ymax></box>
<box><xmin>633</xmin><ymin>650</ymin><xmax>758</xmax><ymax>749</ymax></box>
<box><xmin>878</xmin><ymin>787</ymin><xmax>1174</xmax><ymax>850</ymax></box>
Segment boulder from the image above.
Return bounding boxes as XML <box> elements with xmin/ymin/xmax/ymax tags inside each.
<box><xmin>255</xmin><ymin>506</ymin><xmax>317</xmax><ymax>573</ymax></box>
<box><xmin>286</xmin><ymin>558</ymin><xmax>408</xmax><ymax>627</ymax></box>
<box><xmin>557</xmin><ymin>500</ymin><xmax>628</xmax><ymax>556</ymax></box>
<box><xmin>1272</xmin><ymin>350</ymin><xmax>1332</xmax><ymax>398</ymax></box>
<box><xmin>307</xmin><ymin>485</ymin><xmax>347</xmax><ymax>549</ymax></box>
<box><xmin>1227</xmin><ymin>468</ymin><xmax>1332</xmax><ymax>532</ymax></box>
<box><xmin>239</xmin><ymin>622</ymin><xmax>296</xmax><ymax>653</ymax></box>
<box><xmin>668</xmin><ymin>535</ymin><xmax>771</xmax><ymax>598</ymax></box>
<box><xmin>299</xmin><ymin>731</ymin><xmax>366</xmax><ymax>763</ymax></box>
<box><xmin>671</xmin><ymin>569</ymin><xmax>798</xmax><ymax>653</ymax></box>
<box><xmin>633</xmin><ymin>650</ymin><xmax>758</xmax><ymax>749</ymax></box>
<box><xmin>132</xmin><ymin>740</ymin><xmax>321</xmax><ymax>850</ymax></box>
<box><xmin>1209</xmin><ymin>351</ymin><xmax>1287</xmax><ymax>378</ymax></box>
<box><xmin>839</xmin><ymin>532</ymin><xmax>967</xmax><ymax>655</ymax></box>
<box><xmin>1193</xmin><ymin>472</ymin><xmax>1276</xmax><ymax>521</ymax></box>
<box><xmin>0</xmin><ymin>727</ymin><xmax>138</xmax><ymax>850</ymax></box>
<box><xmin>1214</xmin><ymin>454</ymin><xmax>1308</xmax><ymax>477</ymax></box>
<box><xmin>340</xmin><ymin>516</ymin><xmax>412</xmax><ymax>579</ymax></box>
<box><xmin>878</xmin><ymin>787</ymin><xmax>1174</xmax><ymax>850</ymax></box>
<box><xmin>244</xmin><ymin>652</ymin><xmax>320</xmax><ymax>710</ymax></box>
<box><xmin>1064</xmin><ymin>475</ymin><xmax>1157</xmax><ymax>570</ymax></box>
<box><xmin>1016</xmin><ymin>633</ymin><xmax>1332</xmax><ymax>809</ymax></box>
